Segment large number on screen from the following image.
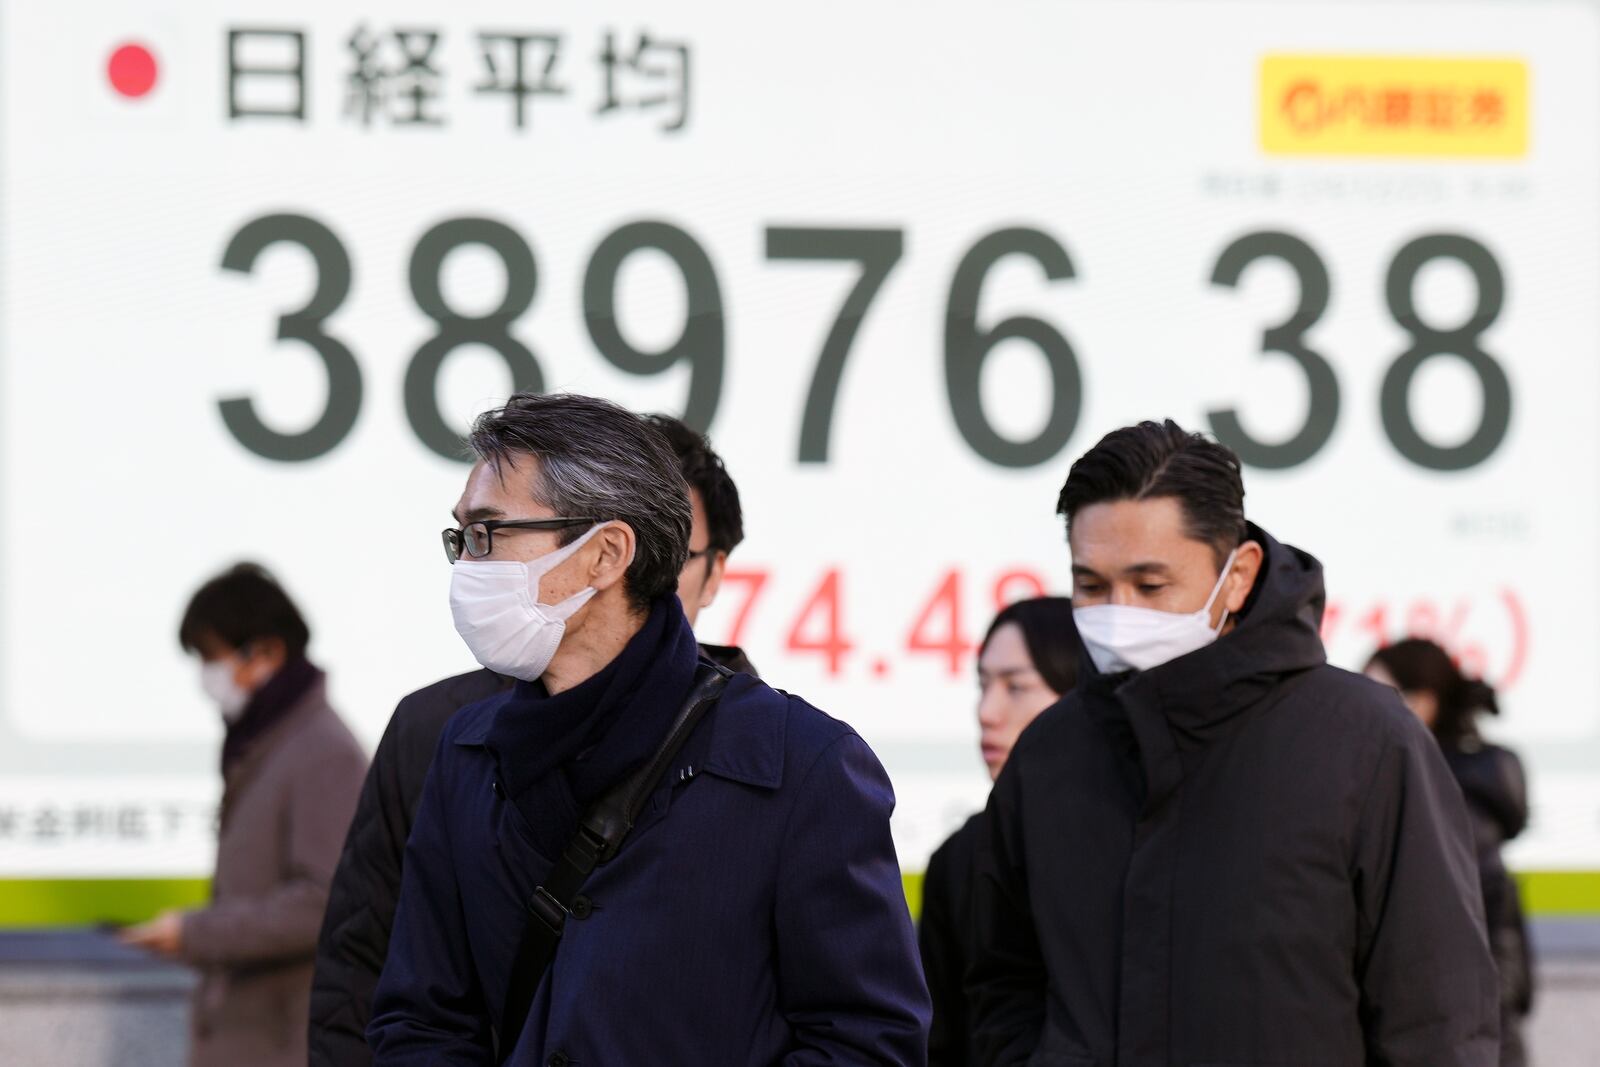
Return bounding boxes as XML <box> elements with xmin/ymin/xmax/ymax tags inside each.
<box><xmin>222</xmin><ymin>213</ymin><xmax>1093</xmax><ymax>467</ymax></box>
<box><xmin>218</xmin><ymin>214</ymin><xmax>1511</xmax><ymax>473</ymax></box>
<box><xmin>405</xmin><ymin>218</ymin><xmax>543</xmax><ymax>461</ymax></box>
<box><xmin>221</xmin><ymin>214</ymin><xmax>725</xmax><ymax>463</ymax></box>
<box><xmin>1210</xmin><ymin>230</ymin><xmax>1511</xmax><ymax>472</ymax></box>
<box><xmin>586</xmin><ymin>222</ymin><xmax>726</xmax><ymax>434</ymax></box>
<box><xmin>1207</xmin><ymin>232</ymin><xmax>1338</xmax><ymax>470</ymax></box>
<box><xmin>218</xmin><ymin>214</ymin><xmax>362</xmax><ymax>462</ymax></box>
<box><xmin>1381</xmin><ymin>234</ymin><xmax>1511</xmax><ymax>471</ymax></box>
<box><xmin>944</xmin><ymin>228</ymin><xmax>1083</xmax><ymax>469</ymax></box>
<box><xmin>765</xmin><ymin>227</ymin><xmax>903</xmax><ymax>463</ymax></box>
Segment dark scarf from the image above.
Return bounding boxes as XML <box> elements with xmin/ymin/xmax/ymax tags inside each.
<box><xmin>221</xmin><ymin>655</ymin><xmax>323</xmax><ymax>774</ymax></box>
<box><xmin>484</xmin><ymin>596</ymin><xmax>700</xmax><ymax>859</ymax></box>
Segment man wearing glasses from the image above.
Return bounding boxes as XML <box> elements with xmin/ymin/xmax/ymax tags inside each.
<box><xmin>363</xmin><ymin>393</ymin><xmax>928</xmax><ymax>1065</ymax></box>
<box><xmin>310</xmin><ymin>413</ymin><xmax>764</xmax><ymax>1066</ymax></box>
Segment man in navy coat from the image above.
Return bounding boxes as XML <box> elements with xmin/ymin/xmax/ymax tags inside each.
<box><xmin>369</xmin><ymin>392</ymin><xmax>929</xmax><ymax>1066</ymax></box>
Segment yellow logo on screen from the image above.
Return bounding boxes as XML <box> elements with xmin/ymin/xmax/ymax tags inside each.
<box><xmin>1260</xmin><ymin>55</ymin><xmax>1528</xmax><ymax>158</ymax></box>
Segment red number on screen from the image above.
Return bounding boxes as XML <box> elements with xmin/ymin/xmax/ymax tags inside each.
<box><xmin>719</xmin><ymin>569</ymin><xmax>770</xmax><ymax>650</ymax></box>
<box><xmin>906</xmin><ymin>570</ymin><xmax>976</xmax><ymax>676</ymax></box>
<box><xmin>785</xmin><ymin>569</ymin><xmax>855</xmax><ymax>675</ymax></box>
<box><xmin>992</xmin><ymin>569</ymin><xmax>1049</xmax><ymax>611</ymax></box>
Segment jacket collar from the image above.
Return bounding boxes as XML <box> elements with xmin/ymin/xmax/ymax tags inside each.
<box><xmin>1084</xmin><ymin>525</ymin><xmax>1327</xmax><ymax>723</ymax></box>
<box><xmin>1080</xmin><ymin>524</ymin><xmax>1328</xmax><ymax>814</ymax></box>
<box><xmin>220</xmin><ymin>679</ymin><xmax>331</xmax><ymax>823</ymax></box>
<box><xmin>449</xmin><ymin>696</ymin><xmax>499</xmax><ymax>747</ymax></box>
<box><xmin>222</xmin><ymin>656</ymin><xmax>324</xmax><ymax>773</ymax></box>
<box><xmin>694</xmin><ymin>672</ymin><xmax>786</xmax><ymax>789</ymax></box>
<box><xmin>227</xmin><ymin>678</ymin><xmax>329</xmax><ymax>774</ymax></box>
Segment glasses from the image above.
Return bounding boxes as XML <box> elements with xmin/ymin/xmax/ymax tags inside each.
<box><xmin>442</xmin><ymin>517</ymin><xmax>598</xmax><ymax>563</ymax></box>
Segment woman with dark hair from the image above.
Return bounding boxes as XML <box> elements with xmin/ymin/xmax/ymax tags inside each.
<box><xmin>919</xmin><ymin>596</ymin><xmax>1078</xmax><ymax>1067</ymax></box>
<box><xmin>1365</xmin><ymin>638</ymin><xmax>1533</xmax><ymax>1067</ymax></box>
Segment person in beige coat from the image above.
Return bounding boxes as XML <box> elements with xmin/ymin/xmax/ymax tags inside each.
<box><xmin>122</xmin><ymin>563</ymin><xmax>366</xmax><ymax>1067</ymax></box>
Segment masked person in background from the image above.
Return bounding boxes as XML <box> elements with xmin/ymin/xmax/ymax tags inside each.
<box><xmin>121</xmin><ymin>564</ymin><xmax>366</xmax><ymax>1067</ymax></box>
<box><xmin>919</xmin><ymin>596</ymin><xmax>1077</xmax><ymax>1067</ymax></box>
<box><xmin>1366</xmin><ymin>638</ymin><xmax>1534</xmax><ymax>1067</ymax></box>
<box><xmin>310</xmin><ymin>413</ymin><xmax>757</xmax><ymax>1067</ymax></box>
<box><xmin>367</xmin><ymin>393</ymin><xmax>927</xmax><ymax>1066</ymax></box>
<box><xmin>969</xmin><ymin>420</ymin><xmax>1498</xmax><ymax>1067</ymax></box>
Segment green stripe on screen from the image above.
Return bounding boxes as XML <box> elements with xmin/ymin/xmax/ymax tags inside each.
<box><xmin>898</xmin><ymin>871</ymin><xmax>1599</xmax><ymax>924</ymax></box>
<box><xmin>1514</xmin><ymin>870</ymin><xmax>1600</xmax><ymax>916</ymax></box>
<box><xmin>0</xmin><ymin>871</ymin><xmax>1592</xmax><ymax>928</ymax></box>
<box><xmin>904</xmin><ymin>872</ymin><xmax>925</xmax><ymax>922</ymax></box>
<box><xmin>0</xmin><ymin>879</ymin><xmax>210</xmax><ymax>927</ymax></box>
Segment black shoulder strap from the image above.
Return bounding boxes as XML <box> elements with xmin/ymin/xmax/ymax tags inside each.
<box><xmin>496</xmin><ymin>661</ymin><xmax>730</xmax><ymax>1062</ymax></box>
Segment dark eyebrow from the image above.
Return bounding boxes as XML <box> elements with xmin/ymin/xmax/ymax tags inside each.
<box><xmin>1070</xmin><ymin>564</ymin><xmax>1103</xmax><ymax>579</ymax></box>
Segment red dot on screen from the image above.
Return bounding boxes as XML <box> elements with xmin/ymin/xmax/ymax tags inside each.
<box><xmin>108</xmin><ymin>43</ymin><xmax>158</xmax><ymax>99</ymax></box>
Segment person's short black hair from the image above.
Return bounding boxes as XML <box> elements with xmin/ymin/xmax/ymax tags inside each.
<box><xmin>643</xmin><ymin>414</ymin><xmax>744</xmax><ymax>555</ymax></box>
<box><xmin>179</xmin><ymin>562</ymin><xmax>310</xmax><ymax>658</ymax></box>
<box><xmin>1056</xmin><ymin>419</ymin><xmax>1246</xmax><ymax>564</ymax></box>
<box><xmin>980</xmin><ymin>596</ymin><xmax>1079</xmax><ymax>695</ymax></box>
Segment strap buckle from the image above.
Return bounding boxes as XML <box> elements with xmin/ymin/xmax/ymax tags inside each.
<box><xmin>497</xmin><ymin>664</ymin><xmax>728</xmax><ymax>1065</ymax></box>
<box><xmin>528</xmin><ymin>886</ymin><xmax>568</xmax><ymax>934</ymax></box>
<box><xmin>570</xmin><ymin>823</ymin><xmax>612</xmax><ymax>871</ymax></box>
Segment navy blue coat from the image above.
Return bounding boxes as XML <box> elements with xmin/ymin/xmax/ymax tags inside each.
<box><xmin>369</xmin><ymin>671</ymin><xmax>930</xmax><ymax>1065</ymax></box>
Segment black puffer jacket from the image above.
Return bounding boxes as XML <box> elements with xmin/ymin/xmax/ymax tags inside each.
<box><xmin>919</xmin><ymin>813</ymin><xmax>982</xmax><ymax>1066</ymax></box>
<box><xmin>969</xmin><ymin>525</ymin><xmax>1499</xmax><ymax>1067</ymax></box>
<box><xmin>308</xmin><ymin>669</ymin><xmax>510</xmax><ymax>1067</ymax></box>
<box><xmin>308</xmin><ymin>646</ymin><xmax>757</xmax><ymax>1067</ymax></box>
<box><xmin>1446</xmin><ymin>736</ymin><xmax>1534</xmax><ymax>1018</ymax></box>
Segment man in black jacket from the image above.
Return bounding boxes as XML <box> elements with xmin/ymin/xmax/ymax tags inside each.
<box><xmin>308</xmin><ymin>415</ymin><xmax>755</xmax><ymax>1067</ymax></box>
<box><xmin>969</xmin><ymin>420</ymin><xmax>1499</xmax><ymax>1067</ymax></box>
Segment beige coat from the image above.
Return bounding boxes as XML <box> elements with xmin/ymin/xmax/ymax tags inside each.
<box><xmin>179</xmin><ymin>679</ymin><xmax>366</xmax><ymax>1067</ymax></box>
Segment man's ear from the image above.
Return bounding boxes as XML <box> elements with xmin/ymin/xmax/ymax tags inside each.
<box><xmin>586</xmin><ymin>522</ymin><xmax>637</xmax><ymax>592</ymax></box>
<box><xmin>1223</xmin><ymin>540</ymin><xmax>1265</xmax><ymax>615</ymax></box>
<box><xmin>700</xmin><ymin>551</ymin><xmax>729</xmax><ymax>611</ymax></box>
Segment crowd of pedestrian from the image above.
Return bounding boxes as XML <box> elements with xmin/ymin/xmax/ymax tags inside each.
<box><xmin>121</xmin><ymin>397</ymin><xmax>1529</xmax><ymax>1067</ymax></box>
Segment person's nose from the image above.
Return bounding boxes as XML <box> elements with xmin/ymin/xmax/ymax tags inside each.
<box><xmin>977</xmin><ymin>687</ymin><xmax>1006</xmax><ymax>728</ymax></box>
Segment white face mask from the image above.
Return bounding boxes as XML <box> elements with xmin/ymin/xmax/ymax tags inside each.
<box><xmin>448</xmin><ymin>523</ymin><xmax>606</xmax><ymax>682</ymax></box>
<box><xmin>1073</xmin><ymin>548</ymin><xmax>1240</xmax><ymax>675</ymax></box>
<box><xmin>200</xmin><ymin>660</ymin><xmax>251</xmax><ymax>723</ymax></box>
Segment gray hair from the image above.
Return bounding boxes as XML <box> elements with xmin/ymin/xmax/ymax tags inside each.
<box><xmin>468</xmin><ymin>393</ymin><xmax>692</xmax><ymax>612</ymax></box>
